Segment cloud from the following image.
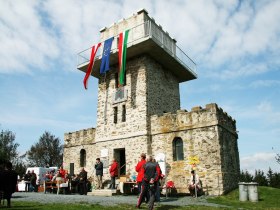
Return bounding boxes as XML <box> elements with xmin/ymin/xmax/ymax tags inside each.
<box><xmin>249</xmin><ymin>80</ymin><xmax>280</xmax><ymax>88</ymax></box>
<box><xmin>1</xmin><ymin>0</ymin><xmax>280</xmax><ymax>79</ymax></box>
<box><xmin>235</xmin><ymin>101</ymin><xmax>280</xmax><ymax>125</ymax></box>
<box><xmin>240</xmin><ymin>152</ymin><xmax>279</xmax><ymax>174</ymax></box>
<box><xmin>181</xmin><ymin>0</ymin><xmax>280</xmax><ymax>80</ymax></box>
<box><xmin>0</xmin><ymin>0</ymin><xmax>60</xmax><ymax>74</ymax></box>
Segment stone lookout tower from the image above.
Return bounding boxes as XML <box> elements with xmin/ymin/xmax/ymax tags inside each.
<box><xmin>63</xmin><ymin>9</ymin><xmax>240</xmax><ymax>195</ymax></box>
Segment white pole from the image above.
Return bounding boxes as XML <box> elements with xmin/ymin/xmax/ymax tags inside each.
<box><xmin>194</xmin><ymin>172</ymin><xmax>197</xmax><ymax>198</ymax></box>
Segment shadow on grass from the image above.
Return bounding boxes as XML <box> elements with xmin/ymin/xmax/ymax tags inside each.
<box><xmin>10</xmin><ymin>207</ymin><xmax>40</xmax><ymax>210</ymax></box>
<box><xmin>156</xmin><ymin>205</ymin><xmax>181</xmax><ymax>210</ymax></box>
<box><xmin>160</xmin><ymin>198</ymin><xmax>179</xmax><ymax>202</ymax></box>
<box><xmin>12</xmin><ymin>195</ymin><xmax>28</xmax><ymax>199</ymax></box>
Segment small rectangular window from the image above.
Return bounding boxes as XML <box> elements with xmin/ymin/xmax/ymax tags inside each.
<box><xmin>122</xmin><ymin>105</ymin><xmax>126</xmax><ymax>122</ymax></box>
<box><xmin>114</xmin><ymin>107</ymin><xmax>118</xmax><ymax>124</ymax></box>
<box><xmin>115</xmin><ymin>72</ymin><xmax>119</xmax><ymax>88</ymax></box>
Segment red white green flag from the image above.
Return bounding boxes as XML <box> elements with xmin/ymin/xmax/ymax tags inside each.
<box><xmin>118</xmin><ymin>30</ymin><xmax>129</xmax><ymax>86</ymax></box>
<box><xmin>83</xmin><ymin>43</ymin><xmax>101</xmax><ymax>89</ymax></box>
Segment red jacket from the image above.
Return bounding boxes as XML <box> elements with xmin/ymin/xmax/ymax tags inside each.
<box><xmin>135</xmin><ymin>159</ymin><xmax>146</xmax><ymax>183</ymax></box>
<box><xmin>59</xmin><ymin>169</ymin><xmax>66</xmax><ymax>178</ymax></box>
<box><xmin>109</xmin><ymin>161</ymin><xmax>118</xmax><ymax>177</ymax></box>
<box><xmin>155</xmin><ymin>163</ymin><xmax>162</xmax><ymax>182</ymax></box>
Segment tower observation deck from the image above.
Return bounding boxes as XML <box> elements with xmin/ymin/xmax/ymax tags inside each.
<box><xmin>76</xmin><ymin>9</ymin><xmax>197</xmax><ymax>83</ymax></box>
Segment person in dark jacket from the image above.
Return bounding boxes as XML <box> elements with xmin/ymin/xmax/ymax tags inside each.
<box><xmin>78</xmin><ymin>167</ymin><xmax>87</xmax><ymax>195</ymax></box>
<box><xmin>29</xmin><ymin>170</ymin><xmax>37</xmax><ymax>192</ymax></box>
<box><xmin>2</xmin><ymin>161</ymin><xmax>18</xmax><ymax>208</ymax></box>
<box><xmin>94</xmin><ymin>158</ymin><xmax>103</xmax><ymax>189</ymax></box>
<box><xmin>24</xmin><ymin>170</ymin><xmax>31</xmax><ymax>192</ymax></box>
<box><xmin>153</xmin><ymin>158</ymin><xmax>162</xmax><ymax>202</ymax></box>
<box><xmin>136</xmin><ymin>156</ymin><xmax>159</xmax><ymax>210</ymax></box>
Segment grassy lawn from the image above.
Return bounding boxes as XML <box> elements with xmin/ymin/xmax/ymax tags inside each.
<box><xmin>6</xmin><ymin>186</ymin><xmax>280</xmax><ymax>209</ymax></box>
<box><xmin>207</xmin><ymin>186</ymin><xmax>280</xmax><ymax>209</ymax></box>
<box><xmin>0</xmin><ymin>202</ymin><xmax>224</xmax><ymax>210</ymax></box>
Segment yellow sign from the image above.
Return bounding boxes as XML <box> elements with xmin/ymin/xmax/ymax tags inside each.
<box><xmin>188</xmin><ymin>156</ymin><xmax>200</xmax><ymax>170</ymax></box>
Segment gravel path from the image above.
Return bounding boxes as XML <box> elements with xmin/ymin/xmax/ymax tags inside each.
<box><xmin>12</xmin><ymin>192</ymin><xmax>229</xmax><ymax>208</ymax></box>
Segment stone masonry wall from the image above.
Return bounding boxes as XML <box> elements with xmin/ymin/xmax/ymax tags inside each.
<box><xmin>63</xmin><ymin>128</ymin><xmax>95</xmax><ymax>175</ymax></box>
<box><xmin>93</xmin><ymin>136</ymin><xmax>149</xmax><ymax>182</ymax></box>
<box><xmin>150</xmin><ymin>103</ymin><xmax>239</xmax><ymax>195</ymax></box>
<box><xmin>146</xmin><ymin>56</ymin><xmax>180</xmax><ymax>116</ymax></box>
<box><xmin>95</xmin><ymin>54</ymin><xmax>180</xmax><ymax>142</ymax></box>
<box><xmin>218</xmin><ymin>127</ymin><xmax>240</xmax><ymax>194</ymax></box>
<box><xmin>64</xmin><ymin>133</ymin><xmax>149</xmax><ymax>185</ymax></box>
<box><xmin>64</xmin><ymin>103</ymin><xmax>239</xmax><ymax>195</ymax></box>
<box><xmin>95</xmin><ymin>56</ymin><xmax>148</xmax><ymax>142</ymax></box>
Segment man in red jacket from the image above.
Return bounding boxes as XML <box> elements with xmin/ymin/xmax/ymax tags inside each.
<box><xmin>59</xmin><ymin>166</ymin><xmax>66</xmax><ymax>179</ymax></box>
<box><xmin>109</xmin><ymin>158</ymin><xmax>118</xmax><ymax>189</ymax></box>
<box><xmin>135</xmin><ymin>153</ymin><xmax>146</xmax><ymax>194</ymax></box>
<box><xmin>136</xmin><ymin>156</ymin><xmax>159</xmax><ymax>209</ymax></box>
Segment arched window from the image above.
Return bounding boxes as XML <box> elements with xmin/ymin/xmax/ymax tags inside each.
<box><xmin>80</xmin><ymin>149</ymin><xmax>86</xmax><ymax>167</ymax></box>
<box><xmin>172</xmin><ymin>137</ymin><xmax>184</xmax><ymax>161</ymax></box>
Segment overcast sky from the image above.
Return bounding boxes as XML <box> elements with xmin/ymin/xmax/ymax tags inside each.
<box><xmin>0</xmin><ymin>0</ymin><xmax>279</xmax><ymax>174</ymax></box>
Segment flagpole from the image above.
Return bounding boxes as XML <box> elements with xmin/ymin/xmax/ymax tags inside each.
<box><xmin>104</xmin><ymin>73</ymin><xmax>108</xmax><ymax>124</ymax></box>
<box><xmin>194</xmin><ymin>171</ymin><xmax>197</xmax><ymax>198</ymax></box>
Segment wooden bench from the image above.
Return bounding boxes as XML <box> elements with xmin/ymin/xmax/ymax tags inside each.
<box><xmin>44</xmin><ymin>180</ymin><xmax>68</xmax><ymax>195</ymax></box>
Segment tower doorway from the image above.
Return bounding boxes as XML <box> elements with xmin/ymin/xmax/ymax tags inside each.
<box><xmin>114</xmin><ymin>148</ymin><xmax>126</xmax><ymax>175</ymax></box>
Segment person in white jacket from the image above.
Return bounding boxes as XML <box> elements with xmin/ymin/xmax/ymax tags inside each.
<box><xmin>188</xmin><ymin>170</ymin><xmax>201</xmax><ymax>197</ymax></box>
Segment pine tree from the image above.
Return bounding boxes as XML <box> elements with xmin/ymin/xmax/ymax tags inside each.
<box><xmin>239</xmin><ymin>170</ymin><xmax>253</xmax><ymax>182</ymax></box>
<box><xmin>276</xmin><ymin>154</ymin><xmax>280</xmax><ymax>164</ymax></box>
<box><xmin>26</xmin><ymin>131</ymin><xmax>63</xmax><ymax>167</ymax></box>
<box><xmin>267</xmin><ymin>167</ymin><xmax>274</xmax><ymax>186</ymax></box>
<box><xmin>253</xmin><ymin>169</ymin><xmax>268</xmax><ymax>186</ymax></box>
<box><xmin>270</xmin><ymin>172</ymin><xmax>280</xmax><ymax>188</ymax></box>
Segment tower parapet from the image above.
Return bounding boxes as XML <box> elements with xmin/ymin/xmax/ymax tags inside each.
<box><xmin>151</xmin><ymin>103</ymin><xmax>237</xmax><ymax>136</ymax></box>
<box><xmin>77</xmin><ymin>9</ymin><xmax>197</xmax><ymax>82</ymax></box>
<box><xmin>64</xmin><ymin>127</ymin><xmax>95</xmax><ymax>147</ymax></box>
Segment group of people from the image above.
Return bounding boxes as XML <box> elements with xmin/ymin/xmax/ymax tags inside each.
<box><xmin>23</xmin><ymin>170</ymin><xmax>37</xmax><ymax>192</ymax></box>
<box><xmin>0</xmin><ymin>161</ymin><xmax>18</xmax><ymax>208</ymax></box>
<box><xmin>135</xmin><ymin>154</ymin><xmax>163</xmax><ymax>209</ymax></box>
<box><xmin>22</xmin><ymin>166</ymin><xmax>90</xmax><ymax>195</ymax></box>
<box><xmin>0</xmin><ymin>156</ymin><xmax>201</xmax><ymax>209</ymax></box>
<box><xmin>94</xmin><ymin>158</ymin><xmax>118</xmax><ymax>190</ymax></box>
<box><xmin>94</xmin><ymin>153</ymin><xmax>201</xmax><ymax>210</ymax></box>
<box><xmin>93</xmin><ymin>154</ymin><xmax>163</xmax><ymax>209</ymax></box>
<box><xmin>48</xmin><ymin>166</ymin><xmax>88</xmax><ymax>195</ymax></box>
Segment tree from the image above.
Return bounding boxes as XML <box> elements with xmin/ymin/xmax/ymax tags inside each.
<box><xmin>267</xmin><ymin>167</ymin><xmax>274</xmax><ymax>186</ymax></box>
<box><xmin>0</xmin><ymin>129</ymin><xmax>19</xmax><ymax>164</ymax></box>
<box><xmin>253</xmin><ymin>169</ymin><xmax>268</xmax><ymax>186</ymax></box>
<box><xmin>276</xmin><ymin>153</ymin><xmax>280</xmax><ymax>164</ymax></box>
<box><xmin>14</xmin><ymin>161</ymin><xmax>27</xmax><ymax>178</ymax></box>
<box><xmin>270</xmin><ymin>172</ymin><xmax>280</xmax><ymax>188</ymax></box>
<box><xmin>239</xmin><ymin>170</ymin><xmax>253</xmax><ymax>182</ymax></box>
<box><xmin>0</xmin><ymin>128</ymin><xmax>27</xmax><ymax>177</ymax></box>
<box><xmin>26</xmin><ymin>131</ymin><xmax>63</xmax><ymax>167</ymax></box>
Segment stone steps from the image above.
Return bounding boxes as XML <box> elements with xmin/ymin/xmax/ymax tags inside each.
<box><xmin>87</xmin><ymin>189</ymin><xmax>118</xmax><ymax>196</ymax></box>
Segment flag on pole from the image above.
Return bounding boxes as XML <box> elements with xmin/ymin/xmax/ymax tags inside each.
<box><xmin>100</xmin><ymin>37</ymin><xmax>114</xmax><ymax>74</ymax></box>
<box><xmin>118</xmin><ymin>30</ymin><xmax>129</xmax><ymax>86</ymax></box>
<box><xmin>83</xmin><ymin>43</ymin><xmax>101</xmax><ymax>89</ymax></box>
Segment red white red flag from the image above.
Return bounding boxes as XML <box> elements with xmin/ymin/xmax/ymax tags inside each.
<box><xmin>83</xmin><ymin>43</ymin><xmax>101</xmax><ymax>89</ymax></box>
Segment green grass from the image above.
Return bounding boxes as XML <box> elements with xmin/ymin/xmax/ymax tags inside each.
<box><xmin>207</xmin><ymin>186</ymin><xmax>280</xmax><ymax>209</ymax></box>
<box><xmin>6</xmin><ymin>187</ymin><xmax>280</xmax><ymax>209</ymax></box>
<box><xmin>1</xmin><ymin>202</ymin><xmax>224</xmax><ymax>210</ymax></box>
